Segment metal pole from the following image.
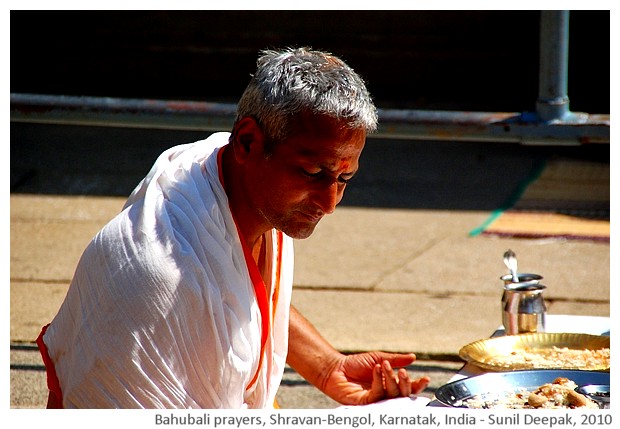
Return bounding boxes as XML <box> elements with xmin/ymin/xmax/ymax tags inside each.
<box><xmin>10</xmin><ymin>93</ymin><xmax>610</xmax><ymax>145</ymax></box>
<box><xmin>536</xmin><ymin>10</ymin><xmax>572</xmax><ymax>122</ymax></box>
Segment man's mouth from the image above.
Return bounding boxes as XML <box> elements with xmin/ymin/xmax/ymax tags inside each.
<box><xmin>299</xmin><ymin>211</ymin><xmax>324</xmax><ymax>223</ymax></box>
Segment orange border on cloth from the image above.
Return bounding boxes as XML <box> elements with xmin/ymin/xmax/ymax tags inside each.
<box><xmin>36</xmin><ymin>324</ymin><xmax>64</xmax><ymax>408</ymax></box>
<box><xmin>217</xmin><ymin>146</ymin><xmax>283</xmax><ymax>392</ymax></box>
<box><xmin>235</xmin><ymin>228</ymin><xmax>283</xmax><ymax>391</ymax></box>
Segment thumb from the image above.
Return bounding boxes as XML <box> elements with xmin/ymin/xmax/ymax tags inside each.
<box><xmin>379</xmin><ymin>352</ymin><xmax>416</xmax><ymax>367</ymax></box>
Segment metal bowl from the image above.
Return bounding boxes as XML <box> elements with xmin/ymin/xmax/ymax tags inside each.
<box><xmin>576</xmin><ymin>384</ymin><xmax>610</xmax><ymax>408</ymax></box>
<box><xmin>435</xmin><ymin>369</ymin><xmax>610</xmax><ymax>408</ymax></box>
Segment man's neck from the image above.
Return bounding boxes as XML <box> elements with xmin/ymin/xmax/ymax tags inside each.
<box><xmin>221</xmin><ymin>144</ymin><xmax>269</xmax><ymax>258</ymax></box>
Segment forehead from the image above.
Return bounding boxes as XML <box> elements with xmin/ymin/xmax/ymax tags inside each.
<box><xmin>278</xmin><ymin>114</ymin><xmax>366</xmax><ymax>160</ymax></box>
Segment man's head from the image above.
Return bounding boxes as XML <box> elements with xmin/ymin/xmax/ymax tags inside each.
<box><xmin>227</xmin><ymin>48</ymin><xmax>376</xmax><ymax>241</ymax></box>
<box><xmin>234</xmin><ymin>47</ymin><xmax>378</xmax><ymax>154</ymax></box>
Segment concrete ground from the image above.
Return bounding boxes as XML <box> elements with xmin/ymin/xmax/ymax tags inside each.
<box><xmin>9</xmin><ymin>123</ymin><xmax>610</xmax><ymax>408</ymax></box>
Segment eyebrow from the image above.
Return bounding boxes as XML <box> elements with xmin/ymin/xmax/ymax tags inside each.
<box><xmin>292</xmin><ymin>146</ymin><xmax>358</xmax><ymax>176</ymax></box>
<box><xmin>314</xmin><ymin>161</ymin><xmax>357</xmax><ymax>175</ymax></box>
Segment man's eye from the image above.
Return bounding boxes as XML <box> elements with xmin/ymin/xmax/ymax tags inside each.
<box><xmin>302</xmin><ymin>168</ymin><xmax>353</xmax><ymax>185</ymax></box>
<box><xmin>303</xmin><ymin>169</ymin><xmax>322</xmax><ymax>178</ymax></box>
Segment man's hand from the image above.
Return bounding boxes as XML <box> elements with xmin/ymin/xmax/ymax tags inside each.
<box><xmin>287</xmin><ymin>306</ymin><xmax>430</xmax><ymax>406</ymax></box>
<box><xmin>317</xmin><ymin>351</ymin><xmax>430</xmax><ymax>405</ymax></box>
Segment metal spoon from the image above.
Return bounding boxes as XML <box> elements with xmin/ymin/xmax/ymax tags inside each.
<box><xmin>503</xmin><ymin>249</ymin><xmax>519</xmax><ymax>283</ymax></box>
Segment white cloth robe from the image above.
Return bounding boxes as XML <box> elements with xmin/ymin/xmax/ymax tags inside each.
<box><xmin>41</xmin><ymin>132</ymin><xmax>294</xmax><ymax>408</ymax></box>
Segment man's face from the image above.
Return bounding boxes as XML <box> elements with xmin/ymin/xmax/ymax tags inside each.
<box><xmin>248</xmin><ymin>115</ymin><xmax>366</xmax><ymax>239</ymax></box>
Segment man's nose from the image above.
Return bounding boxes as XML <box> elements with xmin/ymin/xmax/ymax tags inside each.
<box><xmin>313</xmin><ymin>181</ymin><xmax>343</xmax><ymax>215</ymax></box>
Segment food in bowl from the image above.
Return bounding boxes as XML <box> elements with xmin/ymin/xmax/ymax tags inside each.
<box><xmin>457</xmin><ymin>377</ymin><xmax>600</xmax><ymax>409</ymax></box>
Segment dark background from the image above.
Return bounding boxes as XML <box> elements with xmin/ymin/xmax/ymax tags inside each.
<box><xmin>10</xmin><ymin>10</ymin><xmax>610</xmax><ymax>209</ymax></box>
<box><xmin>10</xmin><ymin>10</ymin><xmax>609</xmax><ymax>113</ymax></box>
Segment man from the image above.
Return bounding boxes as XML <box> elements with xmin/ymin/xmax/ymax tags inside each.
<box><xmin>37</xmin><ymin>47</ymin><xmax>430</xmax><ymax>408</ymax></box>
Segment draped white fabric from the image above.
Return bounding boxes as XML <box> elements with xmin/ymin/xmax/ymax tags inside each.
<box><xmin>42</xmin><ymin>133</ymin><xmax>294</xmax><ymax>408</ymax></box>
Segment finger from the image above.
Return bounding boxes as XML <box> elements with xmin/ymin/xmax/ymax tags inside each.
<box><xmin>410</xmin><ymin>376</ymin><xmax>431</xmax><ymax>394</ymax></box>
<box><xmin>382</xmin><ymin>360</ymin><xmax>400</xmax><ymax>398</ymax></box>
<box><xmin>397</xmin><ymin>368</ymin><xmax>412</xmax><ymax>397</ymax></box>
<box><xmin>371</xmin><ymin>364</ymin><xmax>385</xmax><ymax>394</ymax></box>
<box><xmin>365</xmin><ymin>364</ymin><xmax>386</xmax><ymax>404</ymax></box>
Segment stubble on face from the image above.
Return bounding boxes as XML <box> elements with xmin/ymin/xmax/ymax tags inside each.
<box><xmin>259</xmin><ymin>205</ymin><xmax>321</xmax><ymax>240</ymax></box>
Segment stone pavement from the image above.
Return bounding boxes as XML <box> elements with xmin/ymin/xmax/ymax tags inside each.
<box><xmin>9</xmin><ymin>196</ymin><xmax>610</xmax><ymax>408</ymax></box>
<box><xmin>9</xmin><ymin>124</ymin><xmax>610</xmax><ymax>408</ymax></box>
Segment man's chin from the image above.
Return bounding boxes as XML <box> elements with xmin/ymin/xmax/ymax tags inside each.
<box><xmin>279</xmin><ymin>221</ymin><xmax>319</xmax><ymax>240</ymax></box>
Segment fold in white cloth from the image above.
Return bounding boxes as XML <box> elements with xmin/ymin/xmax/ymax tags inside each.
<box><xmin>42</xmin><ymin>132</ymin><xmax>294</xmax><ymax>408</ymax></box>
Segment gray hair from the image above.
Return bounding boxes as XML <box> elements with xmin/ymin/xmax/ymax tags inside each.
<box><xmin>234</xmin><ymin>47</ymin><xmax>378</xmax><ymax>151</ymax></box>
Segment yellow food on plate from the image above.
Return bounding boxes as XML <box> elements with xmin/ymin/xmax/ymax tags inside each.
<box><xmin>484</xmin><ymin>346</ymin><xmax>610</xmax><ymax>370</ymax></box>
<box><xmin>459</xmin><ymin>333</ymin><xmax>610</xmax><ymax>371</ymax></box>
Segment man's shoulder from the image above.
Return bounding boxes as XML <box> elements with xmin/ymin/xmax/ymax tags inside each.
<box><xmin>167</xmin><ymin>131</ymin><xmax>230</xmax><ymax>154</ymax></box>
<box><xmin>155</xmin><ymin>132</ymin><xmax>230</xmax><ymax>166</ymax></box>
<box><xmin>198</xmin><ymin>132</ymin><xmax>231</xmax><ymax>149</ymax></box>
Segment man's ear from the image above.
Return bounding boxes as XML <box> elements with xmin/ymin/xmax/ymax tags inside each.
<box><xmin>230</xmin><ymin>117</ymin><xmax>265</xmax><ymax>163</ymax></box>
